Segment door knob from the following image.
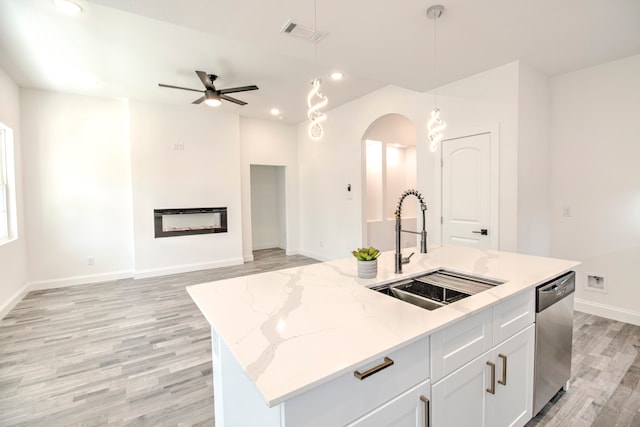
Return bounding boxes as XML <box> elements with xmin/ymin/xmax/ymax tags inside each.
<box><xmin>472</xmin><ymin>229</ymin><xmax>488</xmax><ymax>236</ymax></box>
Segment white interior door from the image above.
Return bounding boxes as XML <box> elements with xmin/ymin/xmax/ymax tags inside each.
<box><xmin>441</xmin><ymin>132</ymin><xmax>497</xmax><ymax>249</ymax></box>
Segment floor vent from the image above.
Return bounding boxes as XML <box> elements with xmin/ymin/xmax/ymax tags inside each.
<box><xmin>280</xmin><ymin>19</ymin><xmax>327</xmax><ymax>42</ymax></box>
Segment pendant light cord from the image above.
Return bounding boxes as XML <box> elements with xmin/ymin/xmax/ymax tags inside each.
<box><xmin>433</xmin><ymin>13</ymin><xmax>438</xmax><ymax>108</ymax></box>
<box><xmin>426</xmin><ymin>5</ymin><xmax>446</xmax><ymax>152</ymax></box>
<box><xmin>314</xmin><ymin>0</ymin><xmax>318</xmax><ymax>65</ymax></box>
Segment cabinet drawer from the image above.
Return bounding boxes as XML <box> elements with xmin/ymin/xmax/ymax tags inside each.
<box><xmin>430</xmin><ymin>308</ymin><xmax>492</xmax><ymax>382</ymax></box>
<box><xmin>283</xmin><ymin>336</ymin><xmax>430</xmax><ymax>427</ymax></box>
<box><xmin>492</xmin><ymin>289</ymin><xmax>534</xmax><ymax>345</ymax></box>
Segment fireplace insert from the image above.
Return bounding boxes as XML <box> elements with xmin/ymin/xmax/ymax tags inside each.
<box><xmin>154</xmin><ymin>207</ymin><xmax>228</xmax><ymax>238</ymax></box>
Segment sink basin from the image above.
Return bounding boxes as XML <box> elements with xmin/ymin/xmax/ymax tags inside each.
<box><xmin>377</xmin><ymin>280</ymin><xmax>470</xmax><ymax>310</ymax></box>
<box><xmin>373</xmin><ymin>270</ymin><xmax>503</xmax><ymax>311</ymax></box>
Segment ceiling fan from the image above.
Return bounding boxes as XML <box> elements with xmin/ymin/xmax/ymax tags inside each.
<box><xmin>158</xmin><ymin>70</ymin><xmax>259</xmax><ymax>107</ymax></box>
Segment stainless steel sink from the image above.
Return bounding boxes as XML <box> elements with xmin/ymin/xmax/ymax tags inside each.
<box><xmin>373</xmin><ymin>270</ymin><xmax>504</xmax><ymax>311</ymax></box>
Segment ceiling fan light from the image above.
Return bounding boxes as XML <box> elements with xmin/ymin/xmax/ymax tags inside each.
<box><xmin>204</xmin><ymin>91</ymin><xmax>222</xmax><ymax>107</ymax></box>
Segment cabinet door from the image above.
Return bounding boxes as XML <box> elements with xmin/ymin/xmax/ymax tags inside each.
<box><xmin>487</xmin><ymin>324</ymin><xmax>535</xmax><ymax>427</ymax></box>
<box><xmin>431</xmin><ymin>350</ymin><xmax>491</xmax><ymax>427</ymax></box>
<box><xmin>347</xmin><ymin>380</ymin><xmax>431</xmax><ymax>427</ymax></box>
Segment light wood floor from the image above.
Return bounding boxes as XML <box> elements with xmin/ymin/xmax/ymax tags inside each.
<box><xmin>0</xmin><ymin>248</ymin><xmax>319</xmax><ymax>426</ymax></box>
<box><xmin>1</xmin><ymin>249</ymin><xmax>639</xmax><ymax>426</ymax></box>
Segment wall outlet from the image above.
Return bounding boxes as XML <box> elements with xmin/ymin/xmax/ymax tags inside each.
<box><xmin>585</xmin><ymin>273</ymin><xmax>606</xmax><ymax>293</ymax></box>
<box><xmin>87</xmin><ymin>256</ymin><xmax>95</xmax><ymax>266</ymax></box>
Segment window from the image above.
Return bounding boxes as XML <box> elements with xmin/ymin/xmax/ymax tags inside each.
<box><xmin>0</xmin><ymin>123</ymin><xmax>15</xmax><ymax>242</ymax></box>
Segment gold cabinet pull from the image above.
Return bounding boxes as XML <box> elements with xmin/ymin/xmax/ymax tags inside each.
<box><xmin>486</xmin><ymin>361</ymin><xmax>495</xmax><ymax>394</ymax></box>
<box><xmin>498</xmin><ymin>353</ymin><xmax>507</xmax><ymax>386</ymax></box>
<box><xmin>353</xmin><ymin>357</ymin><xmax>394</xmax><ymax>380</ymax></box>
<box><xmin>420</xmin><ymin>395</ymin><xmax>430</xmax><ymax>427</ymax></box>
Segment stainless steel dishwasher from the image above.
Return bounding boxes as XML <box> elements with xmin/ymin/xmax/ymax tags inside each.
<box><xmin>533</xmin><ymin>271</ymin><xmax>576</xmax><ymax>416</ymax></box>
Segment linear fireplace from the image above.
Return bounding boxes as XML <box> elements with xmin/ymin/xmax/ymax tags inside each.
<box><xmin>154</xmin><ymin>207</ymin><xmax>228</xmax><ymax>238</ymax></box>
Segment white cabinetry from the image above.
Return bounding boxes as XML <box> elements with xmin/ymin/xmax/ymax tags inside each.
<box><xmin>347</xmin><ymin>379</ymin><xmax>431</xmax><ymax>427</ymax></box>
<box><xmin>430</xmin><ymin>308</ymin><xmax>493</xmax><ymax>382</ymax></box>
<box><xmin>430</xmin><ymin>290</ymin><xmax>535</xmax><ymax>427</ymax></box>
<box><xmin>432</xmin><ymin>348</ymin><xmax>490</xmax><ymax>426</ymax></box>
<box><xmin>283</xmin><ymin>336</ymin><xmax>430</xmax><ymax>426</ymax></box>
<box><xmin>487</xmin><ymin>325</ymin><xmax>535</xmax><ymax>427</ymax></box>
<box><xmin>213</xmin><ymin>332</ymin><xmax>430</xmax><ymax>427</ymax></box>
<box><xmin>431</xmin><ymin>325</ymin><xmax>534</xmax><ymax>427</ymax></box>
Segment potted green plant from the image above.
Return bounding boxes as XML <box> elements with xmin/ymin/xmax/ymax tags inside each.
<box><xmin>352</xmin><ymin>246</ymin><xmax>380</xmax><ymax>278</ymax></box>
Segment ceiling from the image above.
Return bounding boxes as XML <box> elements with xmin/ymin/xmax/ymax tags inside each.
<box><xmin>1</xmin><ymin>0</ymin><xmax>639</xmax><ymax>124</ymax></box>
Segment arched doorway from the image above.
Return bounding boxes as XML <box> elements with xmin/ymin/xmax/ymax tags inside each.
<box><xmin>361</xmin><ymin>114</ymin><xmax>417</xmax><ymax>251</ymax></box>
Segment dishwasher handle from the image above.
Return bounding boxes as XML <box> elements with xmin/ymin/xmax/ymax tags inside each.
<box><xmin>536</xmin><ymin>271</ymin><xmax>575</xmax><ymax>312</ymax></box>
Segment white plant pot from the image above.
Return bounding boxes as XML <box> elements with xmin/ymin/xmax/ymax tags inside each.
<box><xmin>357</xmin><ymin>259</ymin><xmax>378</xmax><ymax>279</ymax></box>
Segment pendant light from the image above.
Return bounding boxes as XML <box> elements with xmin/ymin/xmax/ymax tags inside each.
<box><xmin>427</xmin><ymin>5</ymin><xmax>446</xmax><ymax>152</ymax></box>
<box><xmin>307</xmin><ymin>0</ymin><xmax>328</xmax><ymax>140</ymax></box>
<box><xmin>308</xmin><ymin>78</ymin><xmax>328</xmax><ymax>140</ymax></box>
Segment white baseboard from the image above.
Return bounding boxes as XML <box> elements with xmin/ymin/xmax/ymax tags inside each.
<box><xmin>575</xmin><ymin>298</ymin><xmax>640</xmax><ymax>326</ymax></box>
<box><xmin>2</xmin><ymin>257</ymin><xmax>245</xmax><ymax>318</ymax></box>
<box><xmin>0</xmin><ymin>270</ymin><xmax>134</xmax><ymax>319</ymax></box>
<box><xmin>28</xmin><ymin>270</ymin><xmax>134</xmax><ymax>291</ymax></box>
<box><xmin>297</xmin><ymin>249</ymin><xmax>331</xmax><ymax>262</ymax></box>
<box><xmin>134</xmin><ymin>257</ymin><xmax>244</xmax><ymax>279</ymax></box>
<box><xmin>0</xmin><ymin>283</ymin><xmax>30</xmax><ymax>320</ymax></box>
<box><xmin>243</xmin><ymin>253</ymin><xmax>254</xmax><ymax>262</ymax></box>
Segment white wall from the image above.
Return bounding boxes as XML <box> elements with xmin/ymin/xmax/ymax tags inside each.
<box><xmin>250</xmin><ymin>165</ymin><xmax>285</xmax><ymax>250</ymax></box>
<box><xmin>20</xmin><ymin>89</ymin><xmax>134</xmax><ymax>288</ymax></box>
<box><xmin>550</xmin><ymin>54</ymin><xmax>640</xmax><ymax>325</ymax></box>
<box><xmin>297</xmin><ymin>85</ymin><xmax>423</xmax><ymax>261</ymax></box>
<box><xmin>517</xmin><ymin>63</ymin><xmax>551</xmax><ymax>256</ymax></box>
<box><xmin>386</xmin><ymin>146</ymin><xmax>417</xmax><ymax>217</ymax></box>
<box><xmin>0</xmin><ymin>66</ymin><xmax>27</xmax><ymax>317</ymax></box>
<box><xmin>129</xmin><ymin>100</ymin><xmax>243</xmax><ymax>277</ymax></box>
<box><xmin>240</xmin><ymin>117</ymin><xmax>299</xmax><ymax>261</ymax></box>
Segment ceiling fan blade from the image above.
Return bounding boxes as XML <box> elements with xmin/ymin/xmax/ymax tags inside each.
<box><xmin>192</xmin><ymin>96</ymin><xmax>205</xmax><ymax>104</ymax></box>
<box><xmin>159</xmin><ymin>83</ymin><xmax>203</xmax><ymax>93</ymax></box>
<box><xmin>220</xmin><ymin>94</ymin><xmax>247</xmax><ymax>106</ymax></box>
<box><xmin>219</xmin><ymin>85</ymin><xmax>259</xmax><ymax>95</ymax></box>
<box><xmin>195</xmin><ymin>70</ymin><xmax>215</xmax><ymax>89</ymax></box>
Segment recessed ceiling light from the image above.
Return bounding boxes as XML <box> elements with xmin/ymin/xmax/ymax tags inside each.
<box><xmin>53</xmin><ymin>0</ymin><xmax>83</xmax><ymax>15</ymax></box>
<box><xmin>330</xmin><ymin>71</ymin><xmax>344</xmax><ymax>80</ymax></box>
<box><xmin>270</xmin><ymin>108</ymin><xmax>280</xmax><ymax>116</ymax></box>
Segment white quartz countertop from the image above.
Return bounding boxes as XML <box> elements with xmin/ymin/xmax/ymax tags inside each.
<box><xmin>187</xmin><ymin>245</ymin><xmax>579</xmax><ymax>407</ymax></box>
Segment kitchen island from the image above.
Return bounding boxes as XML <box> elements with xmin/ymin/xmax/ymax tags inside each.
<box><xmin>187</xmin><ymin>245</ymin><xmax>579</xmax><ymax>426</ymax></box>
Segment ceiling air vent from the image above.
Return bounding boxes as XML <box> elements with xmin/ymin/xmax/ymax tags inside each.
<box><xmin>280</xmin><ymin>19</ymin><xmax>327</xmax><ymax>42</ymax></box>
